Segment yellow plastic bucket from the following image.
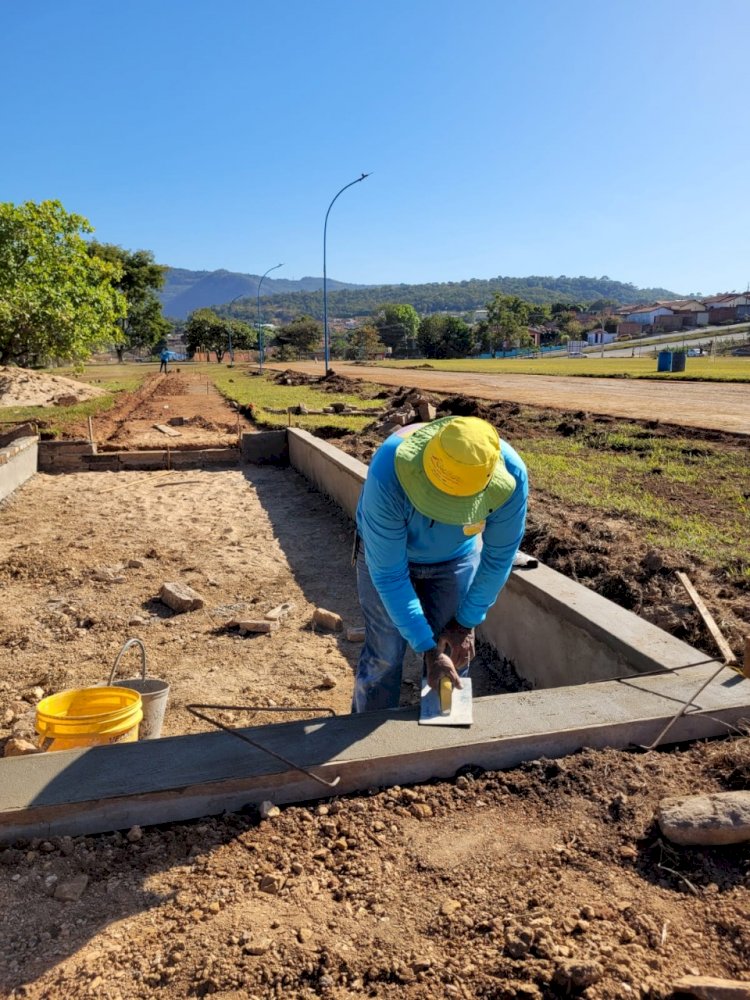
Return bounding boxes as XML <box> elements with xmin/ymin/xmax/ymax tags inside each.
<box><xmin>35</xmin><ymin>686</ymin><xmax>143</xmax><ymax>752</ymax></box>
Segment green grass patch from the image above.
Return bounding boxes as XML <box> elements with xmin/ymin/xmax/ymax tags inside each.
<box><xmin>211</xmin><ymin>369</ymin><xmax>384</xmax><ymax>433</ymax></box>
<box><xmin>375</xmin><ymin>356</ymin><xmax>750</xmax><ymax>381</ymax></box>
<box><xmin>518</xmin><ymin>426</ymin><xmax>749</xmax><ymax>570</ymax></box>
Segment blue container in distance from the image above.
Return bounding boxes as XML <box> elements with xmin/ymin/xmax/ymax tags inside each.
<box><xmin>657</xmin><ymin>350</ymin><xmax>673</xmax><ymax>372</ymax></box>
<box><xmin>671</xmin><ymin>352</ymin><xmax>686</xmax><ymax>372</ymax></box>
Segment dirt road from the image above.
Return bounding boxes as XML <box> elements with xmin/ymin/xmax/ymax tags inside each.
<box><xmin>272</xmin><ymin>363</ymin><xmax>750</xmax><ymax>435</ymax></box>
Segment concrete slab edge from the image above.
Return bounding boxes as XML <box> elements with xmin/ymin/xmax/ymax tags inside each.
<box><xmin>1</xmin><ymin>663</ymin><xmax>747</xmax><ymax>840</ymax></box>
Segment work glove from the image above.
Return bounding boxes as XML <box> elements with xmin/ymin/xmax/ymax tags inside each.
<box><xmin>438</xmin><ymin>618</ymin><xmax>476</xmax><ymax>672</ymax></box>
<box><xmin>425</xmin><ymin>647</ymin><xmax>462</xmax><ymax>692</ymax></box>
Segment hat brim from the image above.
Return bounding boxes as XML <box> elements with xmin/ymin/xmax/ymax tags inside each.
<box><xmin>393</xmin><ymin>418</ymin><xmax>516</xmax><ymax>526</ymax></box>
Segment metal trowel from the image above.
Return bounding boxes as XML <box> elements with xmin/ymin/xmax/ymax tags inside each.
<box><xmin>419</xmin><ymin>675</ymin><xmax>473</xmax><ymax>727</ymax></box>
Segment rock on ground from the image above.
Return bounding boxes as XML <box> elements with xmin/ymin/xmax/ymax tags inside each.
<box><xmin>159</xmin><ymin>581</ymin><xmax>206</xmax><ymax>613</ymax></box>
<box><xmin>658</xmin><ymin>791</ymin><xmax>750</xmax><ymax>846</ymax></box>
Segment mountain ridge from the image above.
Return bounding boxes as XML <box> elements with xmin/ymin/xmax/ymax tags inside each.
<box><xmin>160</xmin><ymin>268</ymin><xmax>364</xmax><ymax>319</ymax></box>
<box><xmin>160</xmin><ymin>267</ymin><xmax>681</xmax><ymax>321</ymax></box>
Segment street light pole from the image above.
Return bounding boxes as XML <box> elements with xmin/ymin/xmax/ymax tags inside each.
<box><xmin>257</xmin><ymin>263</ymin><xmax>284</xmax><ymax>373</ymax></box>
<box><xmin>323</xmin><ymin>173</ymin><xmax>370</xmax><ymax>374</ymax></box>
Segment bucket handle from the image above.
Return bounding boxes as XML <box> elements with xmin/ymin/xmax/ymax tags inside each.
<box><xmin>108</xmin><ymin>637</ymin><xmax>147</xmax><ymax>685</ymax></box>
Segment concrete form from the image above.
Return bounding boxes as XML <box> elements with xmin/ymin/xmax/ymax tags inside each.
<box><xmin>38</xmin><ymin>441</ymin><xmax>239</xmax><ymax>472</ymax></box>
<box><xmin>1</xmin><ymin>660</ymin><xmax>744</xmax><ymax>841</ymax></box>
<box><xmin>1</xmin><ymin>427</ymin><xmax>748</xmax><ymax>839</ymax></box>
<box><xmin>0</xmin><ymin>429</ymin><xmax>38</xmax><ymax>503</ymax></box>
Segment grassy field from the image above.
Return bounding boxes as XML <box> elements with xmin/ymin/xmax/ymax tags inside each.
<box><xmin>514</xmin><ymin>417</ymin><xmax>749</xmax><ymax>583</ymax></box>
<box><xmin>211</xmin><ymin>368</ymin><xmax>384</xmax><ymax>433</ymax></box>
<box><xmin>374</xmin><ymin>356</ymin><xmax>750</xmax><ymax>381</ymax></box>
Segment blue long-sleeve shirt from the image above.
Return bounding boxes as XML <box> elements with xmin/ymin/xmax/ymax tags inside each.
<box><xmin>355</xmin><ymin>431</ymin><xmax>528</xmax><ymax>653</ymax></box>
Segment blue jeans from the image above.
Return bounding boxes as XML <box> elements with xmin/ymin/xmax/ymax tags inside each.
<box><xmin>352</xmin><ymin>546</ymin><xmax>481</xmax><ymax>713</ymax></box>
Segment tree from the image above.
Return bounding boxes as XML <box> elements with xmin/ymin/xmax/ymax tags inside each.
<box><xmin>416</xmin><ymin>315</ymin><xmax>475</xmax><ymax>358</ymax></box>
<box><xmin>277</xmin><ymin>316</ymin><xmax>322</xmax><ymax>359</ymax></box>
<box><xmin>0</xmin><ymin>200</ymin><xmax>126</xmax><ymax>366</ymax></box>
<box><xmin>442</xmin><ymin>316</ymin><xmax>474</xmax><ymax>357</ymax></box>
<box><xmin>88</xmin><ymin>242</ymin><xmax>169</xmax><ymax>362</ymax></box>
<box><xmin>486</xmin><ymin>294</ymin><xmax>531</xmax><ymax>355</ymax></box>
<box><xmin>417</xmin><ymin>315</ymin><xmax>444</xmax><ymax>358</ymax></box>
<box><xmin>348</xmin><ymin>324</ymin><xmax>385</xmax><ymax>360</ymax></box>
<box><xmin>374</xmin><ymin>303</ymin><xmax>420</xmax><ymax>355</ymax></box>
<box><xmin>184</xmin><ymin>308</ymin><xmax>252</xmax><ymax>362</ymax></box>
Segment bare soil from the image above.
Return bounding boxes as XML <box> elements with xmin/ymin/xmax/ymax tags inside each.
<box><xmin>0</xmin><ymin>367</ymin><xmax>106</xmax><ymax>407</ymax></box>
<box><xmin>1</xmin><ymin>368</ymin><xmax>750</xmax><ymax>999</ymax></box>
<box><xmin>79</xmin><ymin>371</ymin><xmax>253</xmax><ymax>451</ymax></box>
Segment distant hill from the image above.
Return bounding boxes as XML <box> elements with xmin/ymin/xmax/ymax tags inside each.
<box><xmin>226</xmin><ymin>274</ymin><xmax>682</xmax><ymax>325</ymax></box>
<box><xmin>161</xmin><ymin>268</ymin><xmax>680</xmax><ymax>323</ymax></box>
<box><xmin>159</xmin><ymin>268</ymin><xmax>364</xmax><ymax>319</ymax></box>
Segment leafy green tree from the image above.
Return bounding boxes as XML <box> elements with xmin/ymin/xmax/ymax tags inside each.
<box><xmin>486</xmin><ymin>294</ymin><xmax>531</xmax><ymax>355</ymax></box>
<box><xmin>417</xmin><ymin>315</ymin><xmax>444</xmax><ymax>358</ymax></box>
<box><xmin>0</xmin><ymin>200</ymin><xmax>126</xmax><ymax>366</ymax></box>
<box><xmin>348</xmin><ymin>324</ymin><xmax>385</xmax><ymax>360</ymax></box>
<box><xmin>417</xmin><ymin>315</ymin><xmax>474</xmax><ymax>358</ymax></box>
<box><xmin>185</xmin><ymin>308</ymin><xmax>251</xmax><ymax>362</ymax></box>
<box><xmin>442</xmin><ymin>316</ymin><xmax>474</xmax><ymax>357</ymax></box>
<box><xmin>277</xmin><ymin>316</ymin><xmax>323</xmax><ymax>359</ymax></box>
<box><xmin>374</xmin><ymin>303</ymin><xmax>420</xmax><ymax>355</ymax></box>
<box><xmin>88</xmin><ymin>242</ymin><xmax>169</xmax><ymax>362</ymax></box>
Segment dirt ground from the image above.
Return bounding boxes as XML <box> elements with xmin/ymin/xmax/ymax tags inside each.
<box><xmin>2</xmin><ymin>369</ymin><xmax>750</xmax><ymax>999</ymax></box>
<box><xmin>82</xmin><ymin>371</ymin><xmax>252</xmax><ymax>451</ymax></box>
<box><xmin>269</xmin><ymin>362</ymin><xmax>750</xmax><ymax>437</ymax></box>
<box><xmin>0</xmin><ymin>367</ymin><xmax>106</xmax><ymax>407</ymax></box>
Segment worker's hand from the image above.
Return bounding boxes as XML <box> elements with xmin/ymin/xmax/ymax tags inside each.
<box><xmin>425</xmin><ymin>647</ymin><xmax>462</xmax><ymax>692</ymax></box>
<box><xmin>438</xmin><ymin>618</ymin><xmax>476</xmax><ymax>672</ymax></box>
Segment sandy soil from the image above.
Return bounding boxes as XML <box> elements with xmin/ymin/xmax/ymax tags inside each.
<box><xmin>269</xmin><ymin>363</ymin><xmax>750</xmax><ymax>436</ymax></box>
<box><xmin>0</xmin><ymin>367</ymin><xmax>106</xmax><ymax>407</ymax></box>
<box><xmin>2</xmin><ymin>371</ymin><xmax>750</xmax><ymax>999</ymax></box>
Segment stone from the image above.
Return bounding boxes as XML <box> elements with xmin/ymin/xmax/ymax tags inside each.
<box><xmin>127</xmin><ymin>559</ymin><xmax>144</xmax><ymax>569</ymax></box>
<box><xmin>259</xmin><ymin>801</ymin><xmax>281</xmax><ymax>820</ymax></box>
<box><xmin>265</xmin><ymin>602</ymin><xmax>294</xmax><ymax>621</ymax></box>
<box><xmin>409</xmin><ymin>803</ymin><xmax>433</xmax><ymax>820</ymax></box>
<box><xmin>417</xmin><ymin>401</ymin><xmax>437</xmax><ymax>422</ymax></box>
<box><xmin>3</xmin><ymin>708</ymin><xmax>14</xmax><ymax>725</ymax></box>
<box><xmin>320</xmin><ymin>673</ymin><xmax>337</xmax><ymax>690</ymax></box>
<box><xmin>658</xmin><ymin>791</ymin><xmax>750</xmax><ymax>846</ymax></box>
<box><xmin>673</xmin><ymin>975</ymin><xmax>750</xmax><ymax>998</ymax></box>
<box><xmin>345</xmin><ymin>626</ymin><xmax>366</xmax><ymax>643</ymax></box>
<box><xmin>440</xmin><ymin>899</ymin><xmax>462</xmax><ymax>916</ymax></box>
<box><xmin>331</xmin><ymin>402</ymin><xmax>347</xmax><ymax>413</ymax></box>
<box><xmin>297</xmin><ymin>927</ymin><xmax>313</xmax><ymax>943</ymax></box>
<box><xmin>159</xmin><ymin>582</ymin><xmax>205</xmax><ymax>613</ymax></box>
<box><xmin>128</xmin><ymin>616</ymin><xmax>149</xmax><ymax>626</ymax></box>
<box><xmin>229</xmin><ymin>619</ymin><xmax>279</xmax><ymax>635</ymax></box>
<box><xmin>126</xmin><ymin>826</ymin><xmax>142</xmax><ymax>843</ymax></box>
<box><xmin>4</xmin><ymin>737</ymin><xmax>41</xmax><ymax>757</ymax></box>
<box><xmin>92</xmin><ymin>567</ymin><xmax>126</xmax><ymax>584</ymax></box>
<box><xmin>552</xmin><ymin>960</ymin><xmax>604</xmax><ymax>991</ymax></box>
<box><xmin>258</xmin><ymin>874</ymin><xmax>283</xmax><ymax>895</ymax></box>
<box><xmin>312</xmin><ymin>608</ymin><xmax>343</xmax><ymax>632</ymax></box>
<box><xmin>54</xmin><ymin>874</ymin><xmax>89</xmax><ymax>902</ymax></box>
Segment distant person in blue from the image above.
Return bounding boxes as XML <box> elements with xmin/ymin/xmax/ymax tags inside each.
<box><xmin>353</xmin><ymin>415</ymin><xmax>528</xmax><ymax>713</ymax></box>
<box><xmin>159</xmin><ymin>348</ymin><xmax>170</xmax><ymax>374</ymax></box>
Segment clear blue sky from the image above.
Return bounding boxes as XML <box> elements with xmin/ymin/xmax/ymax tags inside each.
<box><xmin>2</xmin><ymin>0</ymin><xmax>748</xmax><ymax>295</ymax></box>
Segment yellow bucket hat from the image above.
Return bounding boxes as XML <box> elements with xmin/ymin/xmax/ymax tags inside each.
<box><xmin>394</xmin><ymin>416</ymin><xmax>516</xmax><ymax>525</ymax></box>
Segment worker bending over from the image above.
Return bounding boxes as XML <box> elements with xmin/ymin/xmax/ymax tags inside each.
<box><xmin>353</xmin><ymin>415</ymin><xmax>527</xmax><ymax>713</ymax></box>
